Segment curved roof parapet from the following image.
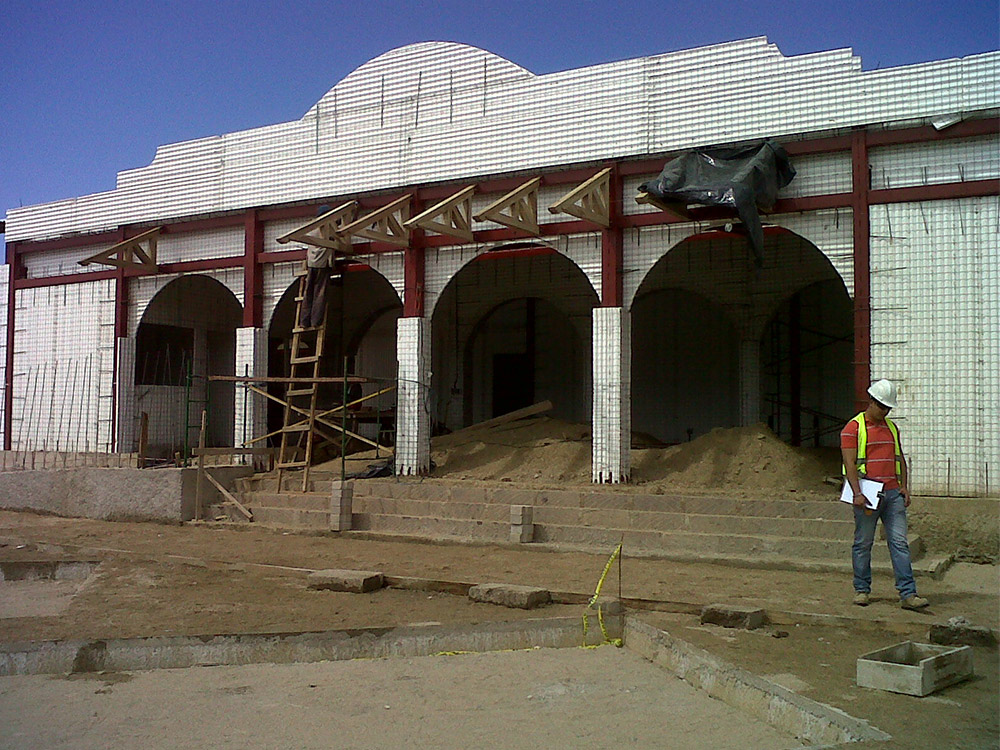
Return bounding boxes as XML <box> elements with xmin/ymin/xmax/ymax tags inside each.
<box><xmin>303</xmin><ymin>41</ymin><xmax>534</xmax><ymax>120</ymax></box>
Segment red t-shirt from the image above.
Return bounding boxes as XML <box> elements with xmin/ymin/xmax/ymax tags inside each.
<box><xmin>841</xmin><ymin>416</ymin><xmax>901</xmax><ymax>490</ymax></box>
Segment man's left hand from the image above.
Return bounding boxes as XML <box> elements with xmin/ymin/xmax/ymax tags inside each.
<box><xmin>901</xmin><ymin>487</ymin><xmax>911</xmax><ymax>507</ymax></box>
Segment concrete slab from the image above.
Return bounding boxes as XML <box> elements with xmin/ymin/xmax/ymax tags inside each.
<box><xmin>700</xmin><ymin>603</ymin><xmax>767</xmax><ymax>630</ymax></box>
<box><xmin>468</xmin><ymin>583</ymin><xmax>551</xmax><ymax>609</ymax></box>
<box><xmin>0</xmin><ymin>646</ymin><xmax>802</xmax><ymax>750</ymax></box>
<box><xmin>307</xmin><ymin>569</ymin><xmax>384</xmax><ymax>593</ymax></box>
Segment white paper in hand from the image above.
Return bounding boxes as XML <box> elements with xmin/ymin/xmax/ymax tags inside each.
<box><xmin>840</xmin><ymin>478</ymin><xmax>883</xmax><ymax>510</ymax></box>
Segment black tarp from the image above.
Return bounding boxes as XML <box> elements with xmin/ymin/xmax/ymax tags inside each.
<box><xmin>638</xmin><ymin>140</ymin><xmax>795</xmax><ymax>266</ymax></box>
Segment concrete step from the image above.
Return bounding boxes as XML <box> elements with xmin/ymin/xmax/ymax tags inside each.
<box><xmin>352</xmin><ymin>496</ymin><xmax>510</xmax><ymax>523</ymax></box>
<box><xmin>237</xmin><ymin>473</ymin><xmax>340</xmax><ymax>495</ymax></box>
<box><xmin>351</xmin><ymin>495</ymin><xmax>852</xmax><ymax>540</ymax></box>
<box><xmin>245</xmin><ymin>492</ymin><xmax>330</xmax><ymax>511</ymax></box>
<box><xmin>350</xmin><ymin>513</ymin><xmax>506</xmax><ymax>541</ymax></box>
<box><xmin>351</xmin><ymin>481</ymin><xmax>846</xmax><ymax>520</ymax></box>
<box><xmin>532</xmin><ymin>523</ymin><xmax>925</xmax><ymax>563</ymax></box>
<box><xmin>252</xmin><ymin>505</ymin><xmax>331</xmax><ymax>530</ymax></box>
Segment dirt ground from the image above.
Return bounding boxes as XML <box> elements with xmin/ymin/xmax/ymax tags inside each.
<box><xmin>1</xmin><ymin>509</ymin><xmax>998</xmax><ymax>748</ymax></box>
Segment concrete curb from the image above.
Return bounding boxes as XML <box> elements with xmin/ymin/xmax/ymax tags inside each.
<box><xmin>0</xmin><ymin>617</ymin><xmax>612</xmax><ymax>677</ymax></box>
<box><xmin>343</xmin><ymin>529</ymin><xmax>953</xmax><ymax>578</ymax></box>
<box><xmin>625</xmin><ymin>616</ymin><xmax>892</xmax><ymax>747</ymax></box>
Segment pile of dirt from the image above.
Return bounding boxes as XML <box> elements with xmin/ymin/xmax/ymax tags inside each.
<box><xmin>425</xmin><ymin>417</ymin><xmax>839</xmax><ymax>496</ymax></box>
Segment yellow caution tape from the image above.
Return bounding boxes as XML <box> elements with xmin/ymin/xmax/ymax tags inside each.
<box><xmin>582</xmin><ymin>543</ymin><xmax>623</xmax><ymax>647</ymax></box>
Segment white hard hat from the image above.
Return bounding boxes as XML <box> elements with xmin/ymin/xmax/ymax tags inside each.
<box><xmin>867</xmin><ymin>379</ymin><xmax>897</xmax><ymax>409</ymax></box>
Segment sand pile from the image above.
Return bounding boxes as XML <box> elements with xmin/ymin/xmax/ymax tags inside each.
<box><xmin>425</xmin><ymin>417</ymin><xmax>838</xmax><ymax>495</ymax></box>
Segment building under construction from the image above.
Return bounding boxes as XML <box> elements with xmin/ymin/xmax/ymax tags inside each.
<box><xmin>2</xmin><ymin>38</ymin><xmax>998</xmax><ymax>495</ymax></box>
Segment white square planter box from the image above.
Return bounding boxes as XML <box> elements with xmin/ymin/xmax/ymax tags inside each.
<box><xmin>857</xmin><ymin>641</ymin><xmax>973</xmax><ymax>696</ymax></box>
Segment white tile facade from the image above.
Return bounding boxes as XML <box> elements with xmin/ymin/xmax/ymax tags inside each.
<box><xmin>2</xmin><ymin>39</ymin><xmax>998</xmax><ymax>493</ymax></box>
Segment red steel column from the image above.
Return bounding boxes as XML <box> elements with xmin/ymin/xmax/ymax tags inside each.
<box><xmin>4</xmin><ymin>242</ymin><xmax>20</xmax><ymax>449</ymax></box>
<box><xmin>851</xmin><ymin>129</ymin><xmax>871</xmax><ymax>412</ymax></box>
<box><xmin>243</xmin><ymin>210</ymin><xmax>263</xmax><ymax>327</ymax></box>
<box><xmin>601</xmin><ymin>166</ymin><xmax>623</xmax><ymax>307</ymax></box>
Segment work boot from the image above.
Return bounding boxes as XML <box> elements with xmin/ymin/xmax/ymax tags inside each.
<box><xmin>901</xmin><ymin>595</ymin><xmax>929</xmax><ymax>610</ymax></box>
<box><xmin>853</xmin><ymin>591</ymin><xmax>870</xmax><ymax>606</ymax></box>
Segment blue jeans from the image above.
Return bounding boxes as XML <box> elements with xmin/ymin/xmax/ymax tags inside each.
<box><xmin>852</xmin><ymin>488</ymin><xmax>917</xmax><ymax>600</ymax></box>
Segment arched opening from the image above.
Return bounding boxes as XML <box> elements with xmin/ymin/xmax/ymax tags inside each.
<box><xmin>431</xmin><ymin>248</ymin><xmax>598</xmax><ymax>431</ymax></box>
<box><xmin>630</xmin><ymin>228</ymin><xmax>851</xmax><ymax>445</ymax></box>
<box><xmin>266</xmin><ymin>265</ymin><xmax>401</xmax><ymax>445</ymax></box>
<box><xmin>631</xmin><ymin>288</ymin><xmax>739</xmax><ymax>443</ymax></box>
<box><xmin>134</xmin><ymin>274</ymin><xmax>242</xmax><ymax>457</ymax></box>
<box><xmin>761</xmin><ymin>278</ymin><xmax>853</xmax><ymax>446</ymax></box>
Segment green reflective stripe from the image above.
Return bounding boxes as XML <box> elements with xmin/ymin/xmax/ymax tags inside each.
<box><xmin>843</xmin><ymin>412</ymin><xmax>902</xmax><ymax>476</ymax></box>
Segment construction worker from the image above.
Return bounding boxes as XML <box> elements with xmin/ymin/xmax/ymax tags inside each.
<box><xmin>840</xmin><ymin>379</ymin><xmax>929</xmax><ymax>611</ymax></box>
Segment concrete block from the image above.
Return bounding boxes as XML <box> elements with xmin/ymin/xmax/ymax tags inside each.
<box><xmin>700</xmin><ymin>603</ymin><xmax>766</xmax><ymax>630</ymax></box>
<box><xmin>510</xmin><ymin>524</ymin><xmax>533</xmax><ymax>543</ymax></box>
<box><xmin>468</xmin><ymin>583</ymin><xmax>550</xmax><ymax>609</ymax></box>
<box><xmin>307</xmin><ymin>569</ymin><xmax>383</xmax><ymax>593</ymax></box>
<box><xmin>928</xmin><ymin>617</ymin><xmax>998</xmax><ymax>648</ymax></box>
<box><xmin>857</xmin><ymin>641</ymin><xmax>973</xmax><ymax>696</ymax></box>
<box><xmin>510</xmin><ymin>504</ymin><xmax>532</xmax><ymax>524</ymax></box>
<box><xmin>330</xmin><ymin>480</ymin><xmax>353</xmax><ymax>531</ymax></box>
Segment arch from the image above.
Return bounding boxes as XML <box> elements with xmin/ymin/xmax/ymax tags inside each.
<box><xmin>630</xmin><ymin>228</ymin><xmax>852</xmax><ymax>445</ymax></box>
<box><xmin>426</xmin><ymin>241</ymin><xmax>598</xmax><ymax>319</ymax></box>
<box><xmin>265</xmin><ymin>265</ymin><xmax>402</xmax><ymax>440</ymax></box>
<box><xmin>134</xmin><ymin>274</ymin><xmax>243</xmax><ymax>456</ymax></box>
<box><xmin>431</xmin><ymin>247</ymin><xmax>599</xmax><ymax>431</ymax></box>
<box><xmin>305</xmin><ymin>42</ymin><xmax>533</xmax><ymax>120</ymax></box>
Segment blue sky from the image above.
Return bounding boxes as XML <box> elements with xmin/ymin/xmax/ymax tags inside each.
<box><xmin>2</xmin><ymin>0</ymin><xmax>997</xmax><ymax>235</ymax></box>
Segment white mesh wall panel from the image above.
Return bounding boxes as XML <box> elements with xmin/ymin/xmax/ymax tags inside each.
<box><xmin>870</xmin><ymin>136</ymin><xmax>1000</xmax><ymax>190</ymax></box>
<box><xmin>780</xmin><ymin>152</ymin><xmax>853</xmax><ymax>197</ymax></box>
<box><xmin>21</xmin><ymin>243</ymin><xmax>118</xmax><ymax>279</ymax></box>
<box><xmin>10</xmin><ymin>280</ymin><xmax>116</xmax><ymax>451</ymax></box>
<box><xmin>156</xmin><ymin>226</ymin><xmax>243</xmax><ymax>263</ymax></box>
<box><xmin>870</xmin><ymin>196</ymin><xmax>998</xmax><ymax>496</ymax></box>
<box><xmin>772</xmin><ymin>209</ymin><xmax>855</xmax><ymax>298</ymax></box>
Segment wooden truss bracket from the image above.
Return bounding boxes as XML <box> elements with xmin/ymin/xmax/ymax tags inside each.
<box><xmin>404</xmin><ymin>185</ymin><xmax>475</xmax><ymax>242</ymax></box>
<box><xmin>473</xmin><ymin>177</ymin><xmax>540</xmax><ymax>235</ymax></box>
<box><xmin>337</xmin><ymin>194</ymin><xmax>412</xmax><ymax>248</ymax></box>
<box><xmin>276</xmin><ymin>201</ymin><xmax>358</xmax><ymax>252</ymax></box>
<box><xmin>634</xmin><ymin>190</ymin><xmax>692</xmax><ymax>221</ymax></box>
<box><xmin>79</xmin><ymin>226</ymin><xmax>161</xmax><ymax>271</ymax></box>
<box><xmin>548</xmin><ymin>168</ymin><xmax>611</xmax><ymax>227</ymax></box>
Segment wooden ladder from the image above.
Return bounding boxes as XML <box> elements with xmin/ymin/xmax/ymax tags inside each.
<box><xmin>276</xmin><ymin>267</ymin><xmax>327</xmax><ymax>492</ymax></box>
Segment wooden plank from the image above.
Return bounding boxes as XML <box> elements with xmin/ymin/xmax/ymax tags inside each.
<box><xmin>457</xmin><ymin>400</ymin><xmax>553</xmax><ymax>433</ymax></box>
<box><xmin>634</xmin><ymin>191</ymin><xmax>692</xmax><ymax>220</ymax></box>
<box><xmin>209</xmin><ymin>375</ymin><xmax>372</xmax><ymax>384</ymax></box>
<box><xmin>203</xmin><ymin>470</ymin><xmax>253</xmax><ymax>520</ymax></box>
